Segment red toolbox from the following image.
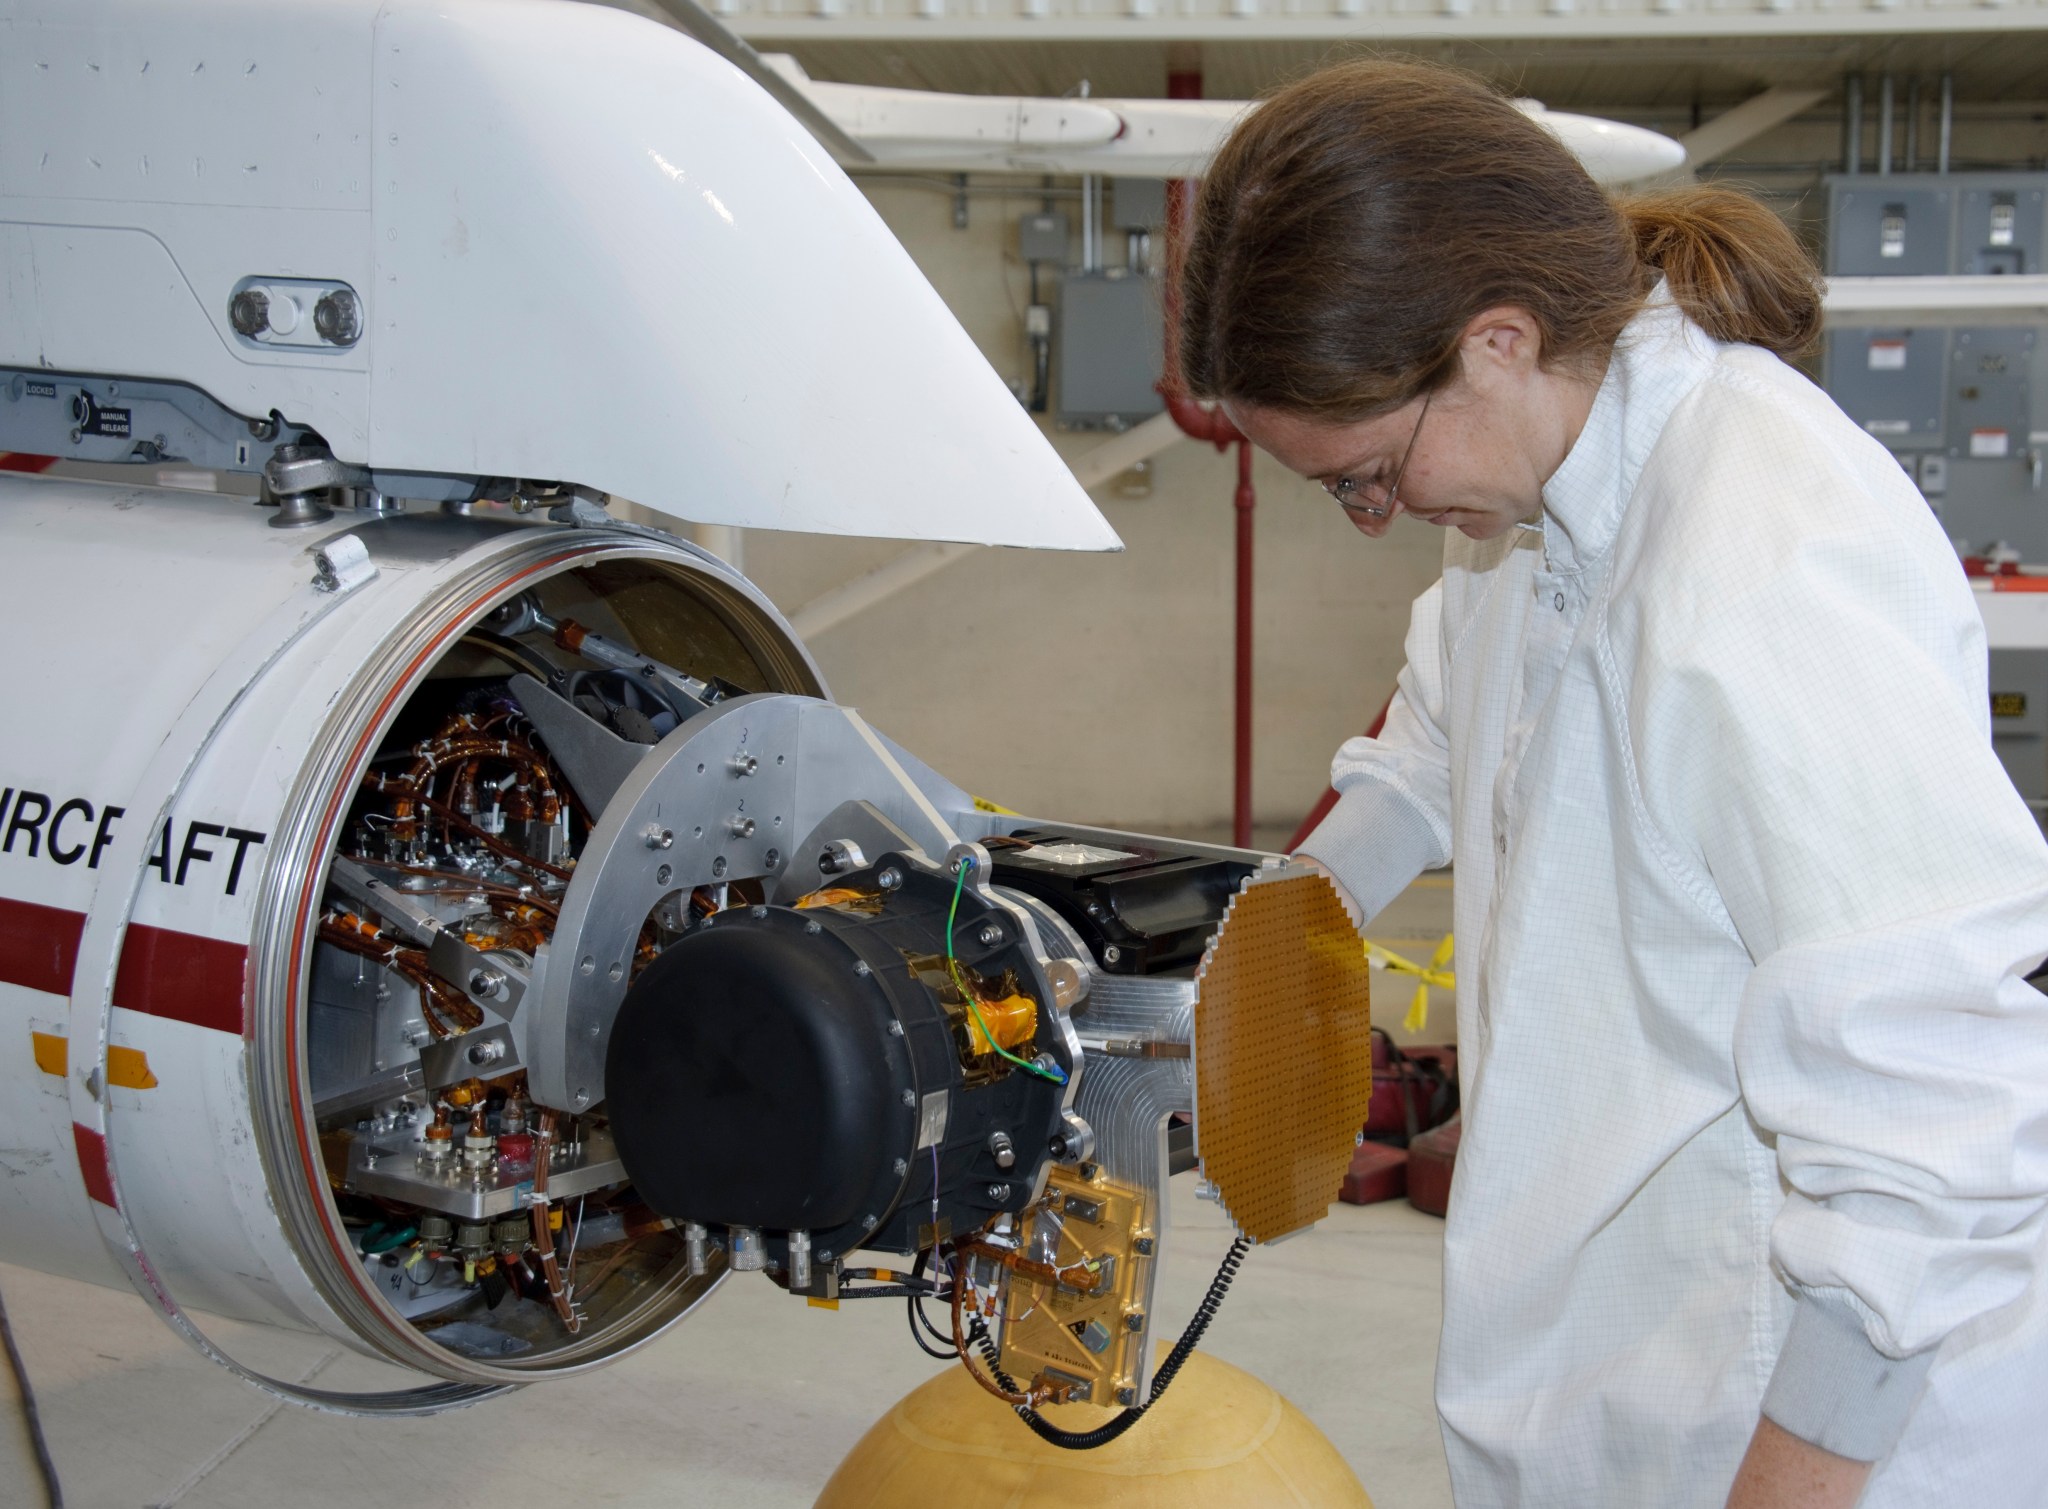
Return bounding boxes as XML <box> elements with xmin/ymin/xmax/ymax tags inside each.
<box><xmin>1339</xmin><ymin>1141</ymin><xmax>1410</xmax><ymax>1205</ymax></box>
<box><xmin>1406</xmin><ymin>1114</ymin><xmax>1461</xmax><ymax>1217</ymax></box>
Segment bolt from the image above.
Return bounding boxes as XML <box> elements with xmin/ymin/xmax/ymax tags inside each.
<box><xmin>1133</xmin><ymin>1236</ymin><xmax>1155</xmax><ymax>1256</ymax></box>
<box><xmin>467</xmin><ymin>1038</ymin><xmax>507</xmax><ymax>1066</ymax></box>
<box><xmin>893</xmin><ymin>1158</ymin><xmax>909</xmax><ymax>1175</ymax></box>
<box><xmin>988</xmin><ymin>1130</ymin><xmax>1016</xmax><ymax>1170</ymax></box>
<box><xmin>902</xmin><ymin>1089</ymin><xmax>918</xmax><ymax>1107</ymax></box>
<box><xmin>229</xmin><ymin>287</ymin><xmax>270</xmax><ymax>336</ymax></box>
<box><xmin>987</xmin><ymin>1183</ymin><xmax>1012</xmax><ymax>1203</ymax></box>
<box><xmin>726</xmin><ymin>815</ymin><xmax>755</xmax><ymax>840</ymax></box>
<box><xmin>1125</xmin><ymin>1312</ymin><xmax>1145</xmax><ymax>1332</ymax></box>
<box><xmin>655</xmin><ymin>863</ymin><xmax>672</xmax><ymax>886</ymax></box>
<box><xmin>1116</xmin><ymin>1387</ymin><xmax>1137</xmax><ymax>1407</ymax></box>
<box><xmin>977</xmin><ymin>924</ymin><xmax>1003</xmax><ymax>946</ymax></box>
<box><xmin>854</xmin><ymin>960</ymin><xmax>872</xmax><ymax>978</ymax></box>
<box><xmin>888</xmin><ymin>1020</ymin><xmax>904</xmax><ymax>1037</ymax></box>
<box><xmin>1085</xmin><ymin>902</ymin><xmax>1105</xmax><ymax>918</ymax></box>
<box><xmin>313</xmin><ymin>288</ymin><xmax>362</xmax><ymax>345</ymax></box>
<box><xmin>764</xmin><ymin>848</ymin><xmax>780</xmax><ymax>869</ymax></box>
<box><xmin>1102</xmin><ymin>945</ymin><xmax>1123</xmax><ymax>966</ymax></box>
<box><xmin>712</xmin><ymin>856</ymin><xmax>728</xmax><ymax>878</ymax></box>
<box><xmin>468</xmin><ymin>968</ymin><xmax>505</xmax><ymax>996</ymax></box>
<box><xmin>728</xmin><ymin>753</ymin><xmax>759</xmax><ymax>777</ymax></box>
<box><xmin>878</xmin><ymin>868</ymin><xmax>902</xmax><ymax>891</ymax></box>
<box><xmin>805</xmin><ymin>920</ymin><xmax>823</xmax><ymax>935</ymax></box>
<box><xmin>643</xmin><ymin>824</ymin><xmax>675</xmax><ymax>850</ymax></box>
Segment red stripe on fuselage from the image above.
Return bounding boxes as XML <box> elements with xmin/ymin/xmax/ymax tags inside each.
<box><xmin>73</xmin><ymin>1123</ymin><xmax>117</xmax><ymax>1207</ymax></box>
<box><xmin>113</xmin><ymin>924</ymin><xmax>247</xmax><ymax>1036</ymax></box>
<box><xmin>0</xmin><ymin>896</ymin><xmax>86</xmax><ymax>996</ymax></box>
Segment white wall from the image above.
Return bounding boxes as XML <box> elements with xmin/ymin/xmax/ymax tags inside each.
<box><xmin>741</xmin><ymin>180</ymin><xmax>1446</xmax><ymax>838</ymax></box>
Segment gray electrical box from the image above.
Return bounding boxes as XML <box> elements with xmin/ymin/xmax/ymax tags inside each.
<box><xmin>1056</xmin><ymin>273</ymin><xmax>1165</xmax><ymax>430</ymax></box>
<box><xmin>1958</xmin><ymin>182</ymin><xmax>2047</xmax><ymax>276</ymax></box>
<box><xmin>1947</xmin><ymin>327</ymin><xmax>2036</xmax><ymax>460</ymax></box>
<box><xmin>1019</xmin><ymin>211</ymin><xmax>1070</xmax><ymax>263</ymax></box>
<box><xmin>1823</xmin><ymin>327</ymin><xmax>1948</xmax><ymax>449</ymax></box>
<box><xmin>1112</xmin><ymin>178</ymin><xmax>1168</xmax><ymax>230</ymax></box>
<box><xmin>1826</xmin><ymin>183</ymin><xmax>1956</xmax><ymax>277</ymax></box>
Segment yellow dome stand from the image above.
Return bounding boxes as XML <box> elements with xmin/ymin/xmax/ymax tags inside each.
<box><xmin>816</xmin><ymin>1348</ymin><xmax>1373</xmax><ymax>1508</ymax></box>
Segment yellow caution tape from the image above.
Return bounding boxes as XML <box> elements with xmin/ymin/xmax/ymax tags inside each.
<box><xmin>30</xmin><ymin>1032</ymin><xmax>158</xmax><ymax>1089</ymax></box>
<box><xmin>1361</xmin><ymin>934</ymin><xmax>1455</xmax><ymax>1035</ymax></box>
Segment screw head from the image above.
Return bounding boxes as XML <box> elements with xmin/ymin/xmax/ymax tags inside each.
<box><xmin>1116</xmin><ymin>1387</ymin><xmax>1137</xmax><ymax>1407</ymax></box>
<box><xmin>712</xmin><ymin>856</ymin><xmax>728</xmax><ymax>878</ymax></box>
<box><xmin>1102</xmin><ymin>945</ymin><xmax>1123</xmax><ymax>966</ymax></box>
<box><xmin>878</xmin><ymin>867</ymin><xmax>902</xmax><ymax>891</ymax></box>
<box><xmin>764</xmin><ymin>848</ymin><xmax>780</xmax><ymax>869</ymax></box>
<box><xmin>655</xmin><ymin>863</ymin><xmax>672</xmax><ymax>886</ymax></box>
<box><xmin>986</xmin><ymin>1183</ymin><xmax>1012</xmax><ymax>1202</ymax></box>
<box><xmin>893</xmin><ymin>1158</ymin><xmax>909</xmax><ymax>1175</ymax></box>
<box><xmin>1133</xmin><ymin>1236</ymin><xmax>1155</xmax><ymax>1256</ymax></box>
<box><xmin>977</xmin><ymin>924</ymin><xmax>1003</xmax><ymax>946</ymax></box>
<box><xmin>805</xmin><ymin>919</ymin><xmax>823</xmax><ymax>935</ymax></box>
<box><xmin>468</xmin><ymin>968</ymin><xmax>505</xmax><ymax>996</ymax></box>
<box><xmin>902</xmin><ymin>1089</ymin><xmax>918</xmax><ymax>1107</ymax></box>
<box><xmin>854</xmin><ymin>960</ymin><xmax>872</xmax><ymax>978</ymax></box>
<box><xmin>1125</xmin><ymin>1312</ymin><xmax>1145</xmax><ymax>1332</ymax></box>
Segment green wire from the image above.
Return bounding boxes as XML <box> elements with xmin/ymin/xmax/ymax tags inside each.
<box><xmin>948</xmin><ymin>856</ymin><xmax>1067</xmax><ymax>1085</ymax></box>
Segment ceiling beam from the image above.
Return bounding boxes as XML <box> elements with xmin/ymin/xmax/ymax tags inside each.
<box><xmin>1679</xmin><ymin>86</ymin><xmax>1830</xmax><ymax>167</ymax></box>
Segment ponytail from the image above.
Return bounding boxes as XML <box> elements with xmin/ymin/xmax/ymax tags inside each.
<box><xmin>1622</xmin><ymin>187</ymin><xmax>1823</xmax><ymax>360</ymax></box>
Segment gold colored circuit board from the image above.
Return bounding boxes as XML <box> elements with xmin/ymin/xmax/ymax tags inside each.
<box><xmin>996</xmin><ymin>1166</ymin><xmax>1153</xmax><ymax>1408</ymax></box>
<box><xmin>1193</xmin><ymin>870</ymin><xmax>1374</xmax><ymax>1244</ymax></box>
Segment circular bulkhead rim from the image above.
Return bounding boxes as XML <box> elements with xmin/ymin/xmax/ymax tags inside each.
<box><xmin>245</xmin><ymin>520</ymin><xmax>827</xmax><ymax>1392</ymax></box>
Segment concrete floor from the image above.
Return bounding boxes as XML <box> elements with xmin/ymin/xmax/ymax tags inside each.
<box><xmin>0</xmin><ymin>875</ymin><xmax>1458</xmax><ymax>1509</ymax></box>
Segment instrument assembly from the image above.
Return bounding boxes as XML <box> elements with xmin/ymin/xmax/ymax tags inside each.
<box><xmin>0</xmin><ymin>0</ymin><xmax>1374</xmax><ymax>1447</ymax></box>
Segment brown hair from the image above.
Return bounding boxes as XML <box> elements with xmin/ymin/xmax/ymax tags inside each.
<box><xmin>1177</xmin><ymin>60</ymin><xmax>1822</xmax><ymax>422</ymax></box>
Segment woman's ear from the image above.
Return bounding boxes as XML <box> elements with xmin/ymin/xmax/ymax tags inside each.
<box><xmin>1457</xmin><ymin>306</ymin><xmax>1544</xmax><ymax>385</ymax></box>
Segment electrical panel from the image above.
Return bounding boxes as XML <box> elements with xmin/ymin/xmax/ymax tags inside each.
<box><xmin>1958</xmin><ymin>182</ymin><xmax>2047</xmax><ymax>276</ymax></box>
<box><xmin>1822</xmin><ymin>328</ymin><xmax>1948</xmax><ymax>450</ymax></box>
<box><xmin>1020</xmin><ymin>211</ymin><xmax>1070</xmax><ymax>263</ymax></box>
<box><xmin>1827</xmin><ymin>183</ymin><xmax>1956</xmax><ymax>277</ymax></box>
<box><xmin>1946</xmin><ymin>327</ymin><xmax>2036</xmax><ymax>462</ymax></box>
<box><xmin>1112</xmin><ymin>178</ymin><xmax>1168</xmax><ymax>231</ymax></box>
<box><xmin>1056</xmin><ymin>273</ymin><xmax>1165</xmax><ymax>431</ymax></box>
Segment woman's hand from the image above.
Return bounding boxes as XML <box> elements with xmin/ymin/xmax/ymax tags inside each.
<box><xmin>1725</xmin><ymin>1418</ymin><xmax>1871</xmax><ymax>1509</ymax></box>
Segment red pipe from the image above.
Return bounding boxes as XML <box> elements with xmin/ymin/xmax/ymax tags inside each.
<box><xmin>1158</xmin><ymin>65</ymin><xmax>1260</xmax><ymax>847</ymax></box>
<box><xmin>1283</xmin><ymin>693</ymin><xmax>1395</xmax><ymax>852</ymax></box>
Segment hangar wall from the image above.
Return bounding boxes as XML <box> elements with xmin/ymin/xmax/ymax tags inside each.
<box><xmin>740</xmin><ymin>179</ymin><xmax>1446</xmax><ymax>838</ymax></box>
<box><xmin>740</xmin><ymin>101</ymin><xmax>2048</xmax><ymax>837</ymax></box>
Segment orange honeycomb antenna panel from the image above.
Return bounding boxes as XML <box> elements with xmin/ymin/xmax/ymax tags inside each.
<box><xmin>1192</xmin><ymin>869</ymin><xmax>1374</xmax><ymax>1244</ymax></box>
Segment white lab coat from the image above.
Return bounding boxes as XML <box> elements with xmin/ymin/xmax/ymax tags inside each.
<box><xmin>1301</xmin><ymin>288</ymin><xmax>2048</xmax><ymax>1506</ymax></box>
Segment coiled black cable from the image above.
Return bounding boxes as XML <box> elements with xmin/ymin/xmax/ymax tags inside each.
<box><xmin>973</xmin><ymin>1235</ymin><xmax>1250</xmax><ymax>1452</ymax></box>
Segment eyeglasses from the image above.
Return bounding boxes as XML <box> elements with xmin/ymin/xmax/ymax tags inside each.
<box><xmin>1323</xmin><ymin>392</ymin><xmax>1432</xmax><ymax>527</ymax></box>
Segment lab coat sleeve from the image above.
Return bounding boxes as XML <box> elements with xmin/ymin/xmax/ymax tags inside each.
<box><xmin>1295</xmin><ymin>579</ymin><xmax>1455</xmax><ymax>927</ymax></box>
<box><xmin>1656</xmin><ymin>484</ymin><xmax>2048</xmax><ymax>1461</ymax></box>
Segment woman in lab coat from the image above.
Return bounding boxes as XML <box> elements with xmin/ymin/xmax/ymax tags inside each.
<box><xmin>1179</xmin><ymin>59</ymin><xmax>2048</xmax><ymax>1509</ymax></box>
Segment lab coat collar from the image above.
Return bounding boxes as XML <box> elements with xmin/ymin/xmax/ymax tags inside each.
<box><xmin>1539</xmin><ymin>282</ymin><xmax>1718</xmax><ymax>576</ymax></box>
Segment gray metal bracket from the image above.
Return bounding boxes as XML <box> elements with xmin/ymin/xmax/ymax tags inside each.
<box><xmin>523</xmin><ymin>694</ymin><xmax>983</xmax><ymax>1111</ymax></box>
